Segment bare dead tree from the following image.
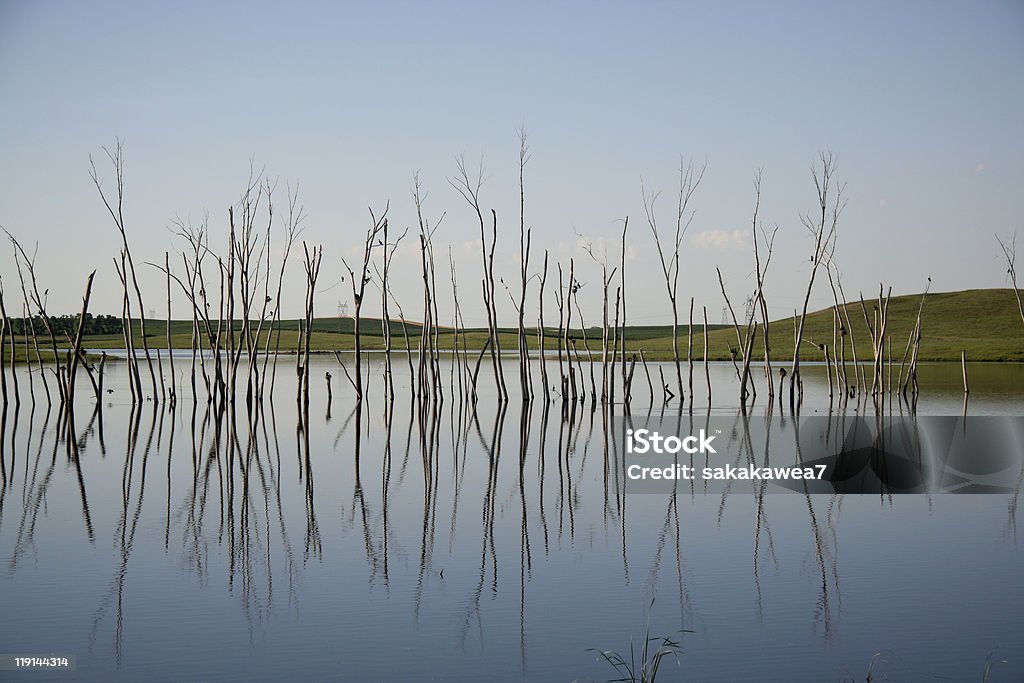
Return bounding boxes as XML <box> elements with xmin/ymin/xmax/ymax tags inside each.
<box><xmin>887</xmin><ymin>336</ymin><xmax>892</xmax><ymax>400</ymax></box>
<box><xmin>448</xmin><ymin>246</ymin><xmax>470</xmax><ymax>401</ymax></box>
<box><xmin>19</xmin><ymin>302</ymin><xmax>35</xmax><ymax>404</ymax></box>
<box><xmin>643</xmin><ymin>157</ymin><xmax>706</xmax><ymax>406</ymax></box>
<box><xmin>1</xmin><ymin>283</ymin><xmax>18</xmax><ymax>406</ymax></box>
<box><xmin>159</xmin><ymin>217</ymin><xmax>221</xmax><ymax>403</ymax></box>
<box><xmin>571</xmin><ymin>281</ymin><xmax>597</xmax><ymax>405</ymax></box>
<box><xmin>898</xmin><ymin>282</ymin><xmax>930</xmax><ymax>401</ymax></box>
<box><xmin>961</xmin><ymin>349</ymin><xmax>970</xmax><ymax>398</ymax></box>
<box><xmin>446</xmin><ymin>247</ymin><xmax>464</xmax><ymax>402</ymax></box>
<box><xmin>565</xmin><ymin>259</ymin><xmax>578</xmax><ymax>403</ymax></box>
<box><xmin>5</xmin><ymin>231</ymin><xmax>58</xmax><ymax>404</ymax></box>
<box><xmin>377</xmin><ymin>224</ymin><xmax>394</xmax><ymax>403</ymax></box>
<box><xmin>427</xmin><ymin>233</ymin><xmax>443</xmax><ymax>409</ymax></box>
<box><xmin>227</xmin><ymin>171</ymin><xmax>272</xmax><ymax>410</ymax></box>
<box><xmin>537</xmin><ymin>250</ymin><xmax>550</xmax><ymax>402</ymax></box>
<box><xmin>264</xmin><ymin>185</ymin><xmax>303</xmax><ymax>402</ymax></box>
<box><xmin>114</xmin><ymin>250</ymin><xmax>142</xmax><ymax>402</ymax></box>
<box><xmin>517</xmin><ymin>129</ymin><xmax>533</xmax><ymax>402</ymax></box>
<box><xmin>703</xmin><ymin>306</ymin><xmax>711</xmax><ymax>409</ymax></box>
<box><xmin>7</xmin><ymin>255</ymin><xmax>37</xmax><ymax>403</ymax></box>
<box><xmin>824</xmin><ymin>261</ymin><xmax>849</xmax><ymax>400</ymax></box>
<box><xmin>325</xmin><ymin>371</ymin><xmax>333</xmax><ymax>417</ymax></box>
<box><xmin>0</xmin><ymin>282</ymin><xmax>8</xmax><ymax>406</ymax></box>
<box><xmin>997</xmin><ymin>234</ymin><xmax>1024</xmax><ymax>328</ymax></box>
<box><xmin>90</xmin><ymin>141</ymin><xmax>159</xmax><ymax>403</ymax></box>
<box><xmin>730</xmin><ymin>181</ymin><xmax>779</xmax><ymax>409</ymax></box>
<box><xmin>555</xmin><ymin>263</ymin><xmax>567</xmax><ymax>401</ymax></box>
<box><xmin>413</xmin><ymin>177</ymin><xmax>445</xmax><ymax>407</ymax></box>
<box><xmin>65</xmin><ymin>271</ymin><xmax>97</xmax><ymax>409</ymax></box>
<box><xmin>577</xmin><ymin>233</ymin><xmax>616</xmax><ymax>404</ymax></box>
<box><xmin>164</xmin><ymin>252</ymin><xmax>176</xmax><ymax>406</ymax></box>
<box><xmin>610</xmin><ymin>285</ymin><xmax>621</xmax><ymax>407</ymax></box>
<box><xmin>747</xmin><ymin>172</ymin><xmax>778</xmax><ymax>408</ymax></box>
<box><xmin>905</xmin><ymin>315</ymin><xmax>923</xmax><ymax>403</ymax></box>
<box><xmin>169</xmin><ymin>217</ymin><xmax>212</xmax><ymax>401</ymax></box>
<box><xmin>450</xmin><ymin>155</ymin><xmax>507</xmax><ymax>402</ymax></box>
<box><xmin>858</xmin><ymin>285</ymin><xmax>891</xmax><ymax>407</ymax></box>
<box><xmin>249</xmin><ymin>186</ymin><xmax>276</xmax><ymax>405</ymax></box>
<box><xmin>299</xmin><ymin>243</ymin><xmax>323</xmax><ymax>409</ymax></box>
<box><xmin>61</xmin><ymin>272</ymin><xmax>97</xmax><ymax>459</ymax></box>
<box><xmin>832</xmin><ymin>265</ymin><xmax>865</xmax><ymax>396</ymax></box>
<box><xmin>716</xmin><ymin>267</ymin><xmax>746</xmax><ymax>386</ymax></box>
<box><xmin>618</xmin><ymin>219</ymin><xmax>630</xmax><ymax>405</ymax></box>
<box><xmin>687</xmin><ymin>297</ymin><xmax>694</xmax><ymax>407</ymax></box>
<box><xmin>390</xmin><ymin>295</ymin><xmax>417</xmax><ymax>398</ymax></box>
<box><xmin>377</xmin><ymin>220</ymin><xmax>408</xmax><ymax>403</ymax></box>
<box><xmin>342</xmin><ymin>205</ymin><xmax>387</xmax><ymax>403</ymax></box>
<box><xmin>791</xmin><ymin>152</ymin><xmax>844</xmax><ymax>412</ymax></box>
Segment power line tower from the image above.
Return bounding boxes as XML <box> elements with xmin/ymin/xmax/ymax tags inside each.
<box><xmin>720</xmin><ymin>306</ymin><xmax>729</xmax><ymax>325</ymax></box>
<box><xmin>743</xmin><ymin>294</ymin><xmax>756</xmax><ymax>322</ymax></box>
<box><xmin>338</xmin><ymin>300</ymin><xmax>349</xmax><ymax>317</ymax></box>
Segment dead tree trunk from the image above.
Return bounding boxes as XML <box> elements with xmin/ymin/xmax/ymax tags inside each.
<box><xmin>90</xmin><ymin>141</ymin><xmax>159</xmax><ymax>403</ymax></box>
<box><xmin>300</xmin><ymin>243</ymin><xmax>323</xmax><ymax>410</ymax></box>
<box><xmin>165</xmin><ymin>252</ymin><xmax>176</xmax><ymax>406</ymax></box>
<box><xmin>643</xmin><ymin>158</ymin><xmax>705</xmax><ymax>407</ymax></box>
<box><xmin>264</xmin><ymin>188</ymin><xmax>302</xmax><ymax>402</ymax></box>
<box><xmin>538</xmin><ymin>250</ymin><xmax>550</xmax><ymax>402</ymax></box>
<box><xmin>791</xmin><ymin>152</ymin><xmax>843</xmax><ymax>413</ymax></box>
<box><xmin>578</xmin><ymin>234</ymin><xmax>616</xmax><ymax>404</ymax></box>
<box><xmin>1</xmin><ymin>287</ymin><xmax>17</xmax><ymax>406</ymax></box>
<box><xmin>565</xmin><ymin>259</ymin><xmax>577</xmax><ymax>404</ymax></box>
<box><xmin>997</xmin><ymin>235</ymin><xmax>1024</xmax><ymax>328</ymax></box>
<box><xmin>517</xmin><ymin>129</ymin><xmax>533</xmax><ymax>402</ymax></box>
<box><xmin>703</xmin><ymin>306</ymin><xmax>711</xmax><ymax>409</ymax></box>
<box><xmin>619</xmin><ymin>218</ymin><xmax>629</xmax><ymax>405</ymax></box>
<box><xmin>555</xmin><ymin>263</ymin><xmax>567</xmax><ymax>401</ymax></box>
<box><xmin>379</xmin><ymin>222</ymin><xmax>408</xmax><ymax>403</ymax></box>
<box><xmin>451</xmin><ymin>157</ymin><xmax>506</xmax><ymax>402</ymax></box>
<box><xmin>611</xmin><ymin>286</ymin><xmax>621</xmax><ymax>407</ymax></box>
<box><xmin>0</xmin><ymin>284</ymin><xmax>8</xmax><ymax>406</ymax></box>
<box><xmin>572</xmin><ymin>287</ymin><xmax>596</xmax><ymax>405</ymax></box>
<box><xmin>6</xmin><ymin>233</ymin><xmax>60</xmax><ymax>405</ymax></box>
<box><xmin>65</xmin><ymin>271</ymin><xmax>97</xmax><ymax>406</ymax></box>
<box><xmin>342</xmin><ymin>207</ymin><xmax>387</xmax><ymax>403</ymax></box>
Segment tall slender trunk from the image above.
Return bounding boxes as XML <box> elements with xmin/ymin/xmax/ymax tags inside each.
<box><xmin>538</xmin><ymin>251</ymin><xmax>549</xmax><ymax>402</ymax></box>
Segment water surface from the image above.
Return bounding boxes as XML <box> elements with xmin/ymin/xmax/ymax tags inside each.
<box><xmin>1</xmin><ymin>359</ymin><xmax>1022</xmax><ymax>681</ymax></box>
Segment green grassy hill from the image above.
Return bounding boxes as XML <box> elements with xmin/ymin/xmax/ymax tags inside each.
<box><xmin>753</xmin><ymin>288</ymin><xmax>1024</xmax><ymax>363</ymax></box>
<box><xmin>39</xmin><ymin>287</ymin><xmax>1023</xmax><ymax>363</ymax></box>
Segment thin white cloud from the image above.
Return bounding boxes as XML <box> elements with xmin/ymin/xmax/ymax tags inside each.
<box><xmin>691</xmin><ymin>229</ymin><xmax>749</xmax><ymax>250</ymax></box>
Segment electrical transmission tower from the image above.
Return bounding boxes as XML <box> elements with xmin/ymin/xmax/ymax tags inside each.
<box><xmin>743</xmin><ymin>294</ymin><xmax>756</xmax><ymax>322</ymax></box>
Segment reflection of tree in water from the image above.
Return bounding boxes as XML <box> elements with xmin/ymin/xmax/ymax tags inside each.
<box><xmin>3</xmin><ymin>361</ymin><xmax>1022</xmax><ymax>679</ymax></box>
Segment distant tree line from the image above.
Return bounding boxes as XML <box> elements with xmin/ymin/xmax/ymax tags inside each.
<box><xmin>5</xmin><ymin>313</ymin><xmax>123</xmax><ymax>338</ymax></box>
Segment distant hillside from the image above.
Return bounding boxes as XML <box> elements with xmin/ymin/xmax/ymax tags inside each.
<box><xmin>71</xmin><ymin>288</ymin><xmax>1023</xmax><ymax>362</ymax></box>
<box><xmin>718</xmin><ymin>288</ymin><xmax>1024</xmax><ymax>363</ymax></box>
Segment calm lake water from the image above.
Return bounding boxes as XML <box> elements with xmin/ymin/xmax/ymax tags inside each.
<box><xmin>1</xmin><ymin>358</ymin><xmax>1022</xmax><ymax>681</ymax></box>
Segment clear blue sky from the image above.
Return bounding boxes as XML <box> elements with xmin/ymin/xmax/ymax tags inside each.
<box><xmin>1</xmin><ymin>0</ymin><xmax>1021</xmax><ymax>325</ymax></box>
